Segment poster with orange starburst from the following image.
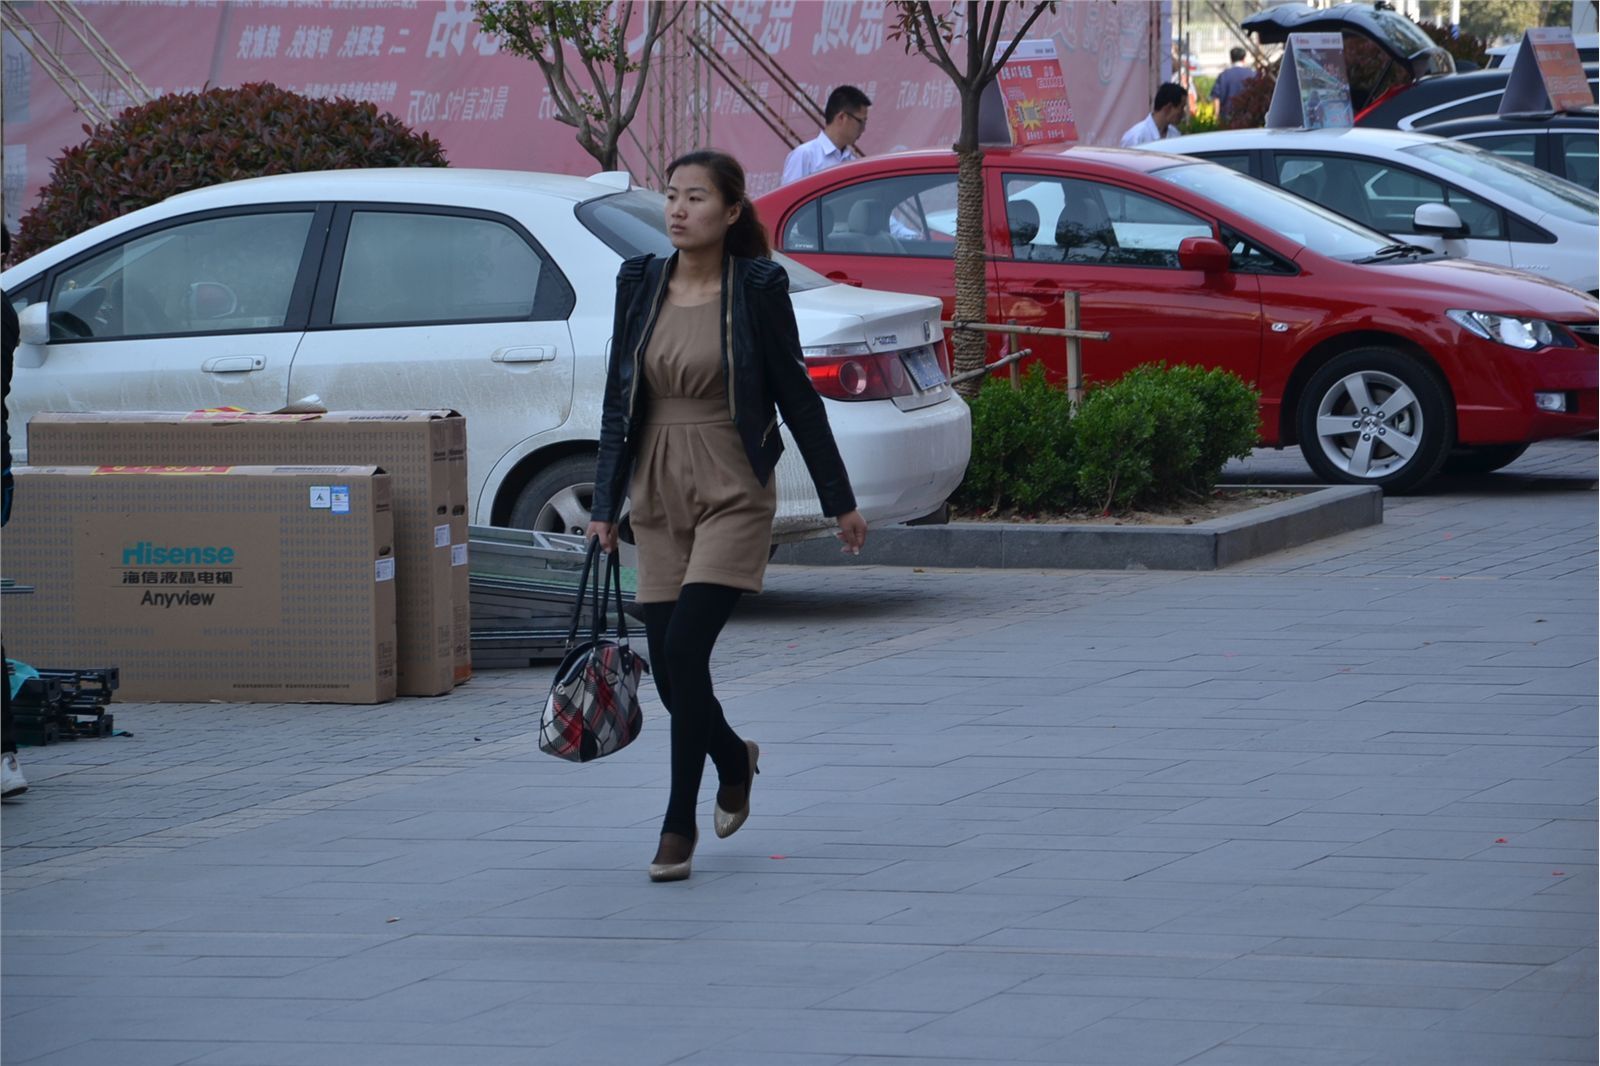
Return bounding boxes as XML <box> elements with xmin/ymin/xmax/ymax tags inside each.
<box><xmin>995</xmin><ymin>39</ymin><xmax>1077</xmax><ymax>146</ymax></box>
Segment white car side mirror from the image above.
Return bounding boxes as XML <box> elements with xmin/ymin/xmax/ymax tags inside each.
<box><xmin>1412</xmin><ymin>203</ymin><xmax>1468</xmax><ymax>239</ymax></box>
<box><xmin>16</xmin><ymin>303</ymin><xmax>50</xmax><ymax>366</ymax></box>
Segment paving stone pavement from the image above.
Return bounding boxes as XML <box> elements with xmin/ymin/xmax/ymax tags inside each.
<box><xmin>3</xmin><ymin>440</ymin><xmax>1595</xmax><ymax>1066</ymax></box>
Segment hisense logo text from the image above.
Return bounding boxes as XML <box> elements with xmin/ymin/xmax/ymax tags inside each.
<box><xmin>122</xmin><ymin>542</ymin><xmax>236</xmax><ymax>566</ymax></box>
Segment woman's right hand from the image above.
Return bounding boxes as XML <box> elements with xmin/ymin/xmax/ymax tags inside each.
<box><xmin>585</xmin><ymin>520</ymin><xmax>618</xmax><ymax>554</ymax></box>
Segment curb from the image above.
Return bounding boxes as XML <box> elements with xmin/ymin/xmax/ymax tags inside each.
<box><xmin>772</xmin><ymin>484</ymin><xmax>1383</xmax><ymax>571</ymax></box>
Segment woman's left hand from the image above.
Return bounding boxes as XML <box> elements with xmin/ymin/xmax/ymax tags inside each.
<box><xmin>835</xmin><ymin>510</ymin><xmax>868</xmax><ymax>555</ymax></box>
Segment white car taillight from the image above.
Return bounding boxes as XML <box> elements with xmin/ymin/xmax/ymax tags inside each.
<box><xmin>802</xmin><ymin>339</ymin><xmax>949</xmax><ymax>402</ymax></box>
<box><xmin>805</xmin><ymin>350</ymin><xmax>915</xmax><ymax>401</ymax></box>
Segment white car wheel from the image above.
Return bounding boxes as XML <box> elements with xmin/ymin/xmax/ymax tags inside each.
<box><xmin>510</xmin><ymin>455</ymin><xmax>636</xmax><ymax>564</ymax></box>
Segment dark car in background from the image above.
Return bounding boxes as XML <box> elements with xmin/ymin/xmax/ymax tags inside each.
<box><xmin>1354</xmin><ymin>64</ymin><xmax>1599</xmax><ymax>130</ymax></box>
<box><xmin>1243</xmin><ymin>3</ymin><xmax>1599</xmax><ymax>130</ymax></box>
<box><xmin>1424</xmin><ymin>112</ymin><xmax>1599</xmax><ymax>191</ymax></box>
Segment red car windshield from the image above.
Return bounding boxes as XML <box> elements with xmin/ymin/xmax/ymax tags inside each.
<box><xmin>1151</xmin><ymin>162</ymin><xmax>1397</xmax><ymax>262</ymax></box>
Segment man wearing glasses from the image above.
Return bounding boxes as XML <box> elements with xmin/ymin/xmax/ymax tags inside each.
<box><xmin>780</xmin><ymin>85</ymin><xmax>871</xmax><ymax>187</ymax></box>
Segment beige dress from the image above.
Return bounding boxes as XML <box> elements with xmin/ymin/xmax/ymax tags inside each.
<box><xmin>630</xmin><ymin>298</ymin><xmax>778</xmax><ymax>603</ymax></box>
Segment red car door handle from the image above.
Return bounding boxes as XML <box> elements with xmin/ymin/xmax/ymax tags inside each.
<box><xmin>825</xmin><ymin>271</ymin><xmax>864</xmax><ymax>287</ymax></box>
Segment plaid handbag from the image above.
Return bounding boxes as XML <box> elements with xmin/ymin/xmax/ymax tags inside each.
<box><xmin>538</xmin><ymin>539</ymin><xmax>648</xmax><ymax>762</ymax></box>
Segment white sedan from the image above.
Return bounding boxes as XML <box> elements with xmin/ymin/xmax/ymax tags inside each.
<box><xmin>1143</xmin><ymin>127</ymin><xmax>1599</xmax><ymax>294</ymax></box>
<box><xmin>1</xmin><ymin>168</ymin><xmax>970</xmax><ymax>545</ymax></box>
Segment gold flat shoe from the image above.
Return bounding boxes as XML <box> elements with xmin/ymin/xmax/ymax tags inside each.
<box><xmin>713</xmin><ymin>740</ymin><xmax>761</xmax><ymax>840</ymax></box>
<box><xmin>648</xmin><ymin>830</ymin><xmax>697</xmax><ymax>882</ymax></box>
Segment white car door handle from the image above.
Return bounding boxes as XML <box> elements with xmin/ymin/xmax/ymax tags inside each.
<box><xmin>491</xmin><ymin>346</ymin><xmax>556</xmax><ymax>363</ymax></box>
<box><xmin>201</xmin><ymin>355</ymin><xmax>265</xmax><ymax>373</ymax></box>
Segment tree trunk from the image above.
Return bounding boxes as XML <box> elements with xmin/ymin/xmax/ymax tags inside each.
<box><xmin>950</xmin><ymin>91</ymin><xmax>988</xmax><ymax>399</ymax></box>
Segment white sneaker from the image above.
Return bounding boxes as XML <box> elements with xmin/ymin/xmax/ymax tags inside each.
<box><xmin>1</xmin><ymin>752</ymin><xmax>27</xmax><ymax>798</ymax></box>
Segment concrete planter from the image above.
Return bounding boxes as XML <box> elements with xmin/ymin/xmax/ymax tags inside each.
<box><xmin>773</xmin><ymin>484</ymin><xmax>1382</xmax><ymax>571</ymax></box>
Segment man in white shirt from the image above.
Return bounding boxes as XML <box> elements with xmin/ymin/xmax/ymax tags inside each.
<box><xmin>780</xmin><ymin>85</ymin><xmax>871</xmax><ymax>187</ymax></box>
<box><xmin>1119</xmin><ymin>83</ymin><xmax>1188</xmax><ymax>148</ymax></box>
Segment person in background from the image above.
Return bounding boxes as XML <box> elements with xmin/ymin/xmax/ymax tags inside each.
<box><xmin>1210</xmin><ymin>47</ymin><xmax>1257</xmax><ymax>120</ymax></box>
<box><xmin>780</xmin><ymin>85</ymin><xmax>871</xmax><ymax>187</ymax></box>
<box><xmin>2</xmin><ymin>225</ymin><xmax>26</xmax><ymax>800</ymax></box>
<box><xmin>1119</xmin><ymin>82</ymin><xmax>1189</xmax><ymax>148</ymax></box>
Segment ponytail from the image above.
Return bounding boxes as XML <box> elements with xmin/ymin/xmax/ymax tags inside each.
<box><xmin>727</xmin><ymin>197</ymin><xmax>771</xmax><ymax>259</ymax></box>
<box><xmin>666</xmin><ymin>149</ymin><xmax>771</xmax><ymax>260</ymax></box>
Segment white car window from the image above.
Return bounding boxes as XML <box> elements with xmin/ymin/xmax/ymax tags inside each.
<box><xmin>1201</xmin><ymin>152</ymin><xmax>1253</xmax><ymax>176</ymax></box>
<box><xmin>576</xmin><ymin>189</ymin><xmax>831</xmax><ymax>291</ymax></box>
<box><xmin>1275</xmin><ymin>153</ymin><xmax>1503</xmax><ymax>238</ymax></box>
<box><xmin>1403</xmin><ymin>140</ymin><xmax>1598</xmax><ymax>225</ymax></box>
<box><xmin>333</xmin><ymin>212</ymin><xmax>559</xmax><ymax>326</ymax></box>
<box><xmin>1004</xmin><ymin>175</ymin><xmax>1211</xmax><ymax>267</ymax></box>
<box><xmin>1152</xmin><ymin>161</ymin><xmax>1396</xmax><ymax>260</ymax></box>
<box><xmin>48</xmin><ymin>211</ymin><xmax>312</xmax><ymax>341</ymax></box>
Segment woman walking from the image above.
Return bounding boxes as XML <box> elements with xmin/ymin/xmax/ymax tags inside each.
<box><xmin>587</xmin><ymin>149</ymin><xmax>867</xmax><ymax>882</ymax></box>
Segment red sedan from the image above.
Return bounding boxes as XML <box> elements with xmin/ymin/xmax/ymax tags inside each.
<box><xmin>756</xmin><ymin>146</ymin><xmax>1598</xmax><ymax>490</ymax></box>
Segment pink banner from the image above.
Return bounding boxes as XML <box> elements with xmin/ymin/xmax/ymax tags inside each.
<box><xmin>3</xmin><ymin>1</ymin><xmax>1157</xmax><ymax>229</ymax></box>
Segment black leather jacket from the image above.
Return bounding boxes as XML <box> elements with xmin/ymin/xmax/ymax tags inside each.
<box><xmin>592</xmin><ymin>252</ymin><xmax>857</xmax><ymax>524</ymax></box>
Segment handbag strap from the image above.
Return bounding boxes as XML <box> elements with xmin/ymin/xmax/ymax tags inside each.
<box><xmin>605</xmin><ymin>548</ymin><xmax>629</xmax><ymax>645</ymax></box>
<box><xmin>565</xmin><ymin>537</ymin><xmax>602</xmax><ymax>649</ymax></box>
<box><xmin>588</xmin><ymin>538</ymin><xmax>606</xmax><ymax>644</ymax></box>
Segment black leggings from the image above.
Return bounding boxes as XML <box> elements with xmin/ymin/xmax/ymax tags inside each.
<box><xmin>642</xmin><ymin>583</ymin><xmax>747</xmax><ymax>838</ymax></box>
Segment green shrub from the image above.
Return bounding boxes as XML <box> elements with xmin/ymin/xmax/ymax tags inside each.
<box><xmin>1075</xmin><ymin>370</ymin><xmax>1205</xmax><ymax>512</ymax></box>
<box><xmin>1073</xmin><ymin>363</ymin><xmax>1260</xmax><ymax>511</ymax></box>
<box><xmin>1071</xmin><ymin>383</ymin><xmax>1157</xmax><ymax>512</ymax></box>
<box><xmin>953</xmin><ymin>362</ymin><xmax>1261</xmax><ymax>515</ymax></box>
<box><xmin>952</xmin><ymin>365</ymin><xmax>1075</xmax><ymax>514</ymax></box>
<box><xmin>1415</xmin><ymin>21</ymin><xmax>1489</xmax><ymax>70</ymax></box>
<box><xmin>1153</xmin><ymin>363</ymin><xmax>1262</xmax><ymax>492</ymax></box>
<box><xmin>1179</xmin><ymin>99</ymin><xmax>1223</xmax><ymax>135</ymax></box>
<box><xmin>11</xmin><ymin>83</ymin><xmax>447</xmax><ymax>263</ymax></box>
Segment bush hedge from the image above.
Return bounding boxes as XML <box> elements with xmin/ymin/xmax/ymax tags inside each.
<box><xmin>951</xmin><ymin>365</ymin><xmax>1075</xmax><ymax>513</ymax></box>
<box><xmin>11</xmin><ymin>83</ymin><xmax>447</xmax><ymax>263</ymax></box>
<box><xmin>954</xmin><ymin>362</ymin><xmax>1260</xmax><ymax>515</ymax></box>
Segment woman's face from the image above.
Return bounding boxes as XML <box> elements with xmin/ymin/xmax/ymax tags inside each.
<box><xmin>664</xmin><ymin>164</ymin><xmax>740</xmax><ymax>253</ymax></box>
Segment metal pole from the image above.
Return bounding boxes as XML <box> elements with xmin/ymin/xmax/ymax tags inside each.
<box><xmin>948</xmin><ymin>347</ymin><xmax>1034</xmax><ymax>386</ymax></box>
<box><xmin>1065</xmin><ymin>290</ymin><xmax>1083</xmax><ymax>407</ymax></box>
<box><xmin>685</xmin><ymin>33</ymin><xmax>803</xmax><ymax>148</ymax></box>
<box><xmin>1006</xmin><ymin>320</ymin><xmax>1020</xmax><ymax>389</ymax></box>
<box><xmin>50</xmin><ymin>0</ymin><xmax>150</xmax><ymax>101</ymax></box>
<box><xmin>941</xmin><ymin>319</ymin><xmax>1109</xmax><ymax>341</ymax></box>
<box><xmin>0</xmin><ymin>3</ymin><xmax>112</xmax><ymax>124</ymax></box>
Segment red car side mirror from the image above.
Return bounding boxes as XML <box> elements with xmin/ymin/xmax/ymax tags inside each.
<box><xmin>1178</xmin><ymin>236</ymin><xmax>1231</xmax><ymax>274</ymax></box>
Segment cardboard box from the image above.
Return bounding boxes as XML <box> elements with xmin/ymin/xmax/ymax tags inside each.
<box><xmin>4</xmin><ymin>465</ymin><xmax>396</xmax><ymax>704</ymax></box>
<box><xmin>28</xmin><ymin>411</ymin><xmax>461</xmax><ymax>696</ymax></box>
<box><xmin>445</xmin><ymin>415</ymin><xmax>472</xmax><ymax>685</ymax></box>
